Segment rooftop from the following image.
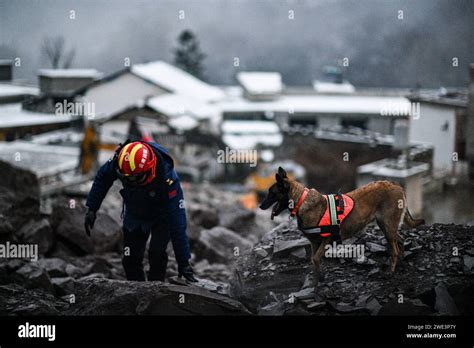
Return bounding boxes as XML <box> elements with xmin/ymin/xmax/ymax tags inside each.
<box><xmin>38</xmin><ymin>69</ymin><xmax>102</xmax><ymax>79</ymax></box>
<box><xmin>0</xmin><ymin>103</ymin><xmax>72</xmax><ymax>128</ymax></box>
<box><xmin>221</xmin><ymin>120</ymin><xmax>283</xmax><ymax>149</ymax></box>
<box><xmin>147</xmin><ymin>93</ymin><xmax>219</xmax><ymax>120</ymax></box>
<box><xmin>407</xmin><ymin>88</ymin><xmax>468</xmax><ymax>108</ymax></box>
<box><xmin>358</xmin><ymin>158</ymin><xmax>430</xmax><ymax>178</ymax></box>
<box><xmin>131</xmin><ymin>61</ymin><xmax>225</xmax><ymax>102</ymax></box>
<box><xmin>237</xmin><ymin>72</ymin><xmax>283</xmax><ymax>96</ymax></box>
<box><xmin>217</xmin><ymin>94</ymin><xmax>411</xmax><ymax>115</ymax></box>
<box><xmin>0</xmin><ymin>83</ymin><xmax>39</xmax><ymax>99</ymax></box>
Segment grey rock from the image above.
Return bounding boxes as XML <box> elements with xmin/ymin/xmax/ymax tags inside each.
<box><xmin>13</xmin><ymin>263</ymin><xmax>55</xmax><ymax>294</ymax></box>
<box><xmin>366</xmin><ymin>298</ymin><xmax>382</xmax><ymax>315</ymax></box>
<box><xmin>195</xmin><ymin>226</ymin><xmax>252</xmax><ymax>264</ymax></box>
<box><xmin>307</xmin><ymin>301</ymin><xmax>326</xmax><ymax>311</ymax></box>
<box><xmin>290</xmin><ymin>247</ymin><xmax>307</xmax><ymax>259</ymax></box>
<box><xmin>434</xmin><ymin>283</ymin><xmax>459</xmax><ymax>315</ymax></box>
<box><xmin>52</xmin><ymin>200</ymin><xmax>121</xmax><ymax>255</ymax></box>
<box><xmin>37</xmin><ymin>258</ymin><xmax>68</xmax><ymax>277</ymax></box>
<box><xmin>0</xmin><ymin>214</ymin><xmax>13</xmax><ymax>234</ymax></box>
<box><xmin>273</xmin><ymin>238</ymin><xmax>310</xmax><ymax>256</ymax></box>
<box><xmin>258</xmin><ymin>301</ymin><xmax>286</xmax><ymax>315</ymax></box>
<box><xmin>51</xmin><ymin>277</ymin><xmax>75</xmax><ymax>296</ymax></box>
<box><xmin>378</xmin><ymin>298</ymin><xmax>432</xmax><ymax>316</ymax></box>
<box><xmin>328</xmin><ymin>301</ymin><xmax>365</xmax><ymax>314</ymax></box>
<box><xmin>289</xmin><ymin>287</ymin><xmax>314</xmax><ymax>300</ymax></box>
<box><xmin>0</xmin><ymin>283</ymin><xmax>67</xmax><ymax>315</ymax></box>
<box><xmin>254</xmin><ymin>247</ymin><xmax>269</xmax><ymax>258</ymax></box>
<box><xmin>463</xmin><ymin>255</ymin><xmax>474</xmax><ymax>272</ymax></box>
<box><xmin>67</xmin><ymin>278</ymin><xmax>250</xmax><ymax>315</ymax></box>
<box><xmin>365</xmin><ymin>242</ymin><xmax>386</xmax><ymax>253</ymax></box>
<box><xmin>17</xmin><ymin>218</ymin><xmax>54</xmax><ymax>255</ymax></box>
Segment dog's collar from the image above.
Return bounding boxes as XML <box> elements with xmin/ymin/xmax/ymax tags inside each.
<box><xmin>290</xmin><ymin>188</ymin><xmax>309</xmax><ymax>217</ymax></box>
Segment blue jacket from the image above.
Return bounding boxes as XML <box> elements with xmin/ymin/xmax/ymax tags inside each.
<box><xmin>86</xmin><ymin>142</ymin><xmax>191</xmax><ymax>264</ymax></box>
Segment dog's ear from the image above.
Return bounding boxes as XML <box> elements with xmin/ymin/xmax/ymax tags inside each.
<box><xmin>278</xmin><ymin>167</ymin><xmax>287</xmax><ymax>179</ymax></box>
<box><xmin>275</xmin><ymin>172</ymin><xmax>283</xmax><ymax>185</ymax></box>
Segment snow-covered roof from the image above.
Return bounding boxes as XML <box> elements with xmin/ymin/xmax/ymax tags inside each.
<box><xmin>222</xmin><ymin>134</ymin><xmax>283</xmax><ymax>150</ymax></box>
<box><xmin>237</xmin><ymin>72</ymin><xmax>282</xmax><ymax>96</ymax></box>
<box><xmin>0</xmin><ymin>140</ymin><xmax>79</xmax><ymax>177</ymax></box>
<box><xmin>30</xmin><ymin>128</ymin><xmax>83</xmax><ymax>145</ymax></box>
<box><xmin>221</xmin><ymin>120</ymin><xmax>283</xmax><ymax>149</ymax></box>
<box><xmin>221</xmin><ymin>120</ymin><xmax>280</xmax><ymax>134</ymax></box>
<box><xmin>0</xmin><ymin>103</ymin><xmax>72</xmax><ymax>128</ymax></box>
<box><xmin>216</xmin><ymin>94</ymin><xmax>411</xmax><ymax>115</ymax></box>
<box><xmin>168</xmin><ymin>115</ymin><xmax>199</xmax><ymax>131</ymax></box>
<box><xmin>358</xmin><ymin>159</ymin><xmax>429</xmax><ymax>178</ymax></box>
<box><xmin>0</xmin><ymin>83</ymin><xmax>39</xmax><ymax>98</ymax></box>
<box><xmin>38</xmin><ymin>69</ymin><xmax>101</xmax><ymax>78</ymax></box>
<box><xmin>313</xmin><ymin>80</ymin><xmax>355</xmax><ymax>94</ymax></box>
<box><xmin>147</xmin><ymin>93</ymin><xmax>218</xmax><ymax>120</ymax></box>
<box><xmin>131</xmin><ymin>61</ymin><xmax>225</xmax><ymax>102</ymax></box>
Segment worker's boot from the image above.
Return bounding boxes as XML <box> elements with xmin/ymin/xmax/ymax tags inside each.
<box><xmin>122</xmin><ymin>256</ymin><xmax>146</xmax><ymax>281</ymax></box>
<box><xmin>148</xmin><ymin>250</ymin><xmax>168</xmax><ymax>281</ymax></box>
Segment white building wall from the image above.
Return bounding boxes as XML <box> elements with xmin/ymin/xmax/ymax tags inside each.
<box><xmin>318</xmin><ymin>115</ymin><xmax>340</xmax><ymax>129</ymax></box>
<box><xmin>83</xmin><ymin>72</ymin><xmax>166</xmax><ymax>119</ymax></box>
<box><xmin>409</xmin><ymin>104</ymin><xmax>456</xmax><ymax>172</ymax></box>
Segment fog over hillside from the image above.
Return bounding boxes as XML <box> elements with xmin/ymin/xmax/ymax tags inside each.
<box><xmin>1</xmin><ymin>0</ymin><xmax>473</xmax><ymax>87</ymax></box>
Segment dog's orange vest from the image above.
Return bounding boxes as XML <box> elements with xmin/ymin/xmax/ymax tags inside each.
<box><xmin>297</xmin><ymin>193</ymin><xmax>354</xmax><ymax>238</ymax></box>
<box><xmin>319</xmin><ymin>194</ymin><xmax>354</xmax><ymax>226</ymax></box>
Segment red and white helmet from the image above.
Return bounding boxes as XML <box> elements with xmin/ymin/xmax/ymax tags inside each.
<box><xmin>117</xmin><ymin>141</ymin><xmax>156</xmax><ymax>185</ymax></box>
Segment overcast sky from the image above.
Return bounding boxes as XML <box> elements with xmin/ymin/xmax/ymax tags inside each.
<box><xmin>1</xmin><ymin>0</ymin><xmax>473</xmax><ymax>87</ymax></box>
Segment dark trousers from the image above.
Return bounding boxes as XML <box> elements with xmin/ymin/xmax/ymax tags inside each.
<box><xmin>122</xmin><ymin>215</ymin><xmax>170</xmax><ymax>281</ymax></box>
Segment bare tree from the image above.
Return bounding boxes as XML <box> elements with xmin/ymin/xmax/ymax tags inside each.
<box><xmin>42</xmin><ymin>36</ymin><xmax>75</xmax><ymax>69</ymax></box>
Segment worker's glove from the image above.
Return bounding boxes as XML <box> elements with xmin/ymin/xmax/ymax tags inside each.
<box><xmin>178</xmin><ymin>262</ymin><xmax>198</xmax><ymax>282</ymax></box>
<box><xmin>84</xmin><ymin>209</ymin><xmax>96</xmax><ymax>237</ymax></box>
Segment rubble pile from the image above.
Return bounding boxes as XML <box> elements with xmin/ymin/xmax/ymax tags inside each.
<box><xmin>0</xmin><ymin>163</ymin><xmax>271</xmax><ymax>314</ymax></box>
<box><xmin>0</xmin><ymin>161</ymin><xmax>472</xmax><ymax>315</ymax></box>
<box><xmin>230</xmin><ymin>221</ymin><xmax>474</xmax><ymax>315</ymax></box>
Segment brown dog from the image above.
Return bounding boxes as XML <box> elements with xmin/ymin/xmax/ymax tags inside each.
<box><xmin>260</xmin><ymin>167</ymin><xmax>424</xmax><ymax>294</ymax></box>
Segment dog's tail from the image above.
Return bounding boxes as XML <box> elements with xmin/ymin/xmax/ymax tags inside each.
<box><xmin>403</xmin><ymin>208</ymin><xmax>425</xmax><ymax>228</ymax></box>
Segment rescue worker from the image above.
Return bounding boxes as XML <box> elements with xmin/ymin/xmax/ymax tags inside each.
<box><xmin>84</xmin><ymin>140</ymin><xmax>197</xmax><ymax>282</ymax></box>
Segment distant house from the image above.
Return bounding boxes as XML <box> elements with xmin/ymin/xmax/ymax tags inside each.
<box><xmin>0</xmin><ymin>103</ymin><xmax>72</xmax><ymax>141</ymax></box>
<box><xmin>236</xmin><ymin>72</ymin><xmax>283</xmax><ymax>101</ymax></box>
<box><xmin>217</xmin><ymin>87</ymin><xmax>412</xmax><ymax>136</ymax></box>
<box><xmin>408</xmin><ymin>89</ymin><xmax>469</xmax><ymax>175</ymax></box>
<box><xmin>0</xmin><ymin>61</ymin><xmax>70</xmax><ymax>141</ymax></box>
<box><xmin>0</xmin><ymin>60</ymin><xmax>38</xmax><ymax>104</ymax></box>
<box><xmin>23</xmin><ymin>68</ymin><xmax>102</xmax><ymax>114</ymax></box>
<box><xmin>78</xmin><ymin>61</ymin><xmax>225</xmax><ymax>123</ymax></box>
